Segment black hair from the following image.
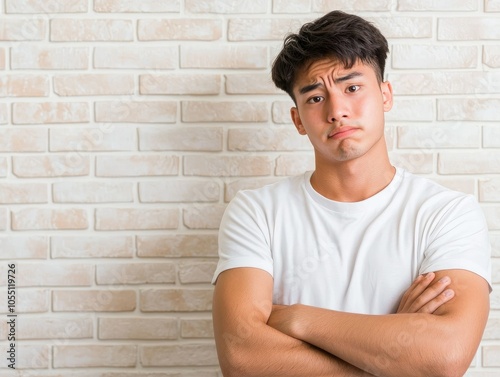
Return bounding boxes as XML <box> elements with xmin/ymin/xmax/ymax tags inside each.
<box><xmin>271</xmin><ymin>10</ymin><xmax>389</xmax><ymax>102</ymax></box>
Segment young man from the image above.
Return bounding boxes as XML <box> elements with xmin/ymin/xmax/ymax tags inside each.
<box><xmin>212</xmin><ymin>10</ymin><xmax>491</xmax><ymax>377</ymax></box>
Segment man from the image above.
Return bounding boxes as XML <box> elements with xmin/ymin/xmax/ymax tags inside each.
<box><xmin>212</xmin><ymin>10</ymin><xmax>491</xmax><ymax>377</ymax></box>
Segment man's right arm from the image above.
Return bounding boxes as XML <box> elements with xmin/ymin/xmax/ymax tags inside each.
<box><xmin>212</xmin><ymin>267</ymin><xmax>372</xmax><ymax>377</ymax></box>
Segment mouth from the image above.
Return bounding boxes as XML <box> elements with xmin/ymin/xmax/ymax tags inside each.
<box><xmin>328</xmin><ymin>126</ymin><xmax>359</xmax><ymax>140</ymax></box>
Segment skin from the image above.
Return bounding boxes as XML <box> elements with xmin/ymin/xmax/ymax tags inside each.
<box><xmin>212</xmin><ymin>59</ymin><xmax>490</xmax><ymax>377</ymax></box>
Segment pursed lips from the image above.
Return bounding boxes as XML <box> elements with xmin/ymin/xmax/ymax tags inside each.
<box><xmin>327</xmin><ymin>126</ymin><xmax>359</xmax><ymax>139</ymax></box>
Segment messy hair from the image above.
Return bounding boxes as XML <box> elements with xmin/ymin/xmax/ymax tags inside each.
<box><xmin>271</xmin><ymin>10</ymin><xmax>389</xmax><ymax>102</ymax></box>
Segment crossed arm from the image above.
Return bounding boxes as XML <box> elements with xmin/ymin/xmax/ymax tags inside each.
<box><xmin>212</xmin><ymin>267</ymin><xmax>489</xmax><ymax>377</ymax></box>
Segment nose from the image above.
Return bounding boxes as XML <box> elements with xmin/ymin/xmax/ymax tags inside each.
<box><xmin>326</xmin><ymin>93</ymin><xmax>349</xmax><ymax>123</ymax></box>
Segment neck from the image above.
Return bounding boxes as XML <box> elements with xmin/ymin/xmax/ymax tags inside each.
<box><xmin>311</xmin><ymin>141</ymin><xmax>395</xmax><ymax>202</ymax></box>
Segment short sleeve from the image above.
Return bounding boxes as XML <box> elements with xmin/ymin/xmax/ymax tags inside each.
<box><xmin>420</xmin><ymin>195</ymin><xmax>492</xmax><ymax>290</ymax></box>
<box><xmin>211</xmin><ymin>191</ymin><xmax>273</xmax><ymax>284</ymax></box>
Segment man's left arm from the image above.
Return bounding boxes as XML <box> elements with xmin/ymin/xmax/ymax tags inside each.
<box><xmin>268</xmin><ymin>269</ymin><xmax>489</xmax><ymax>377</ymax></box>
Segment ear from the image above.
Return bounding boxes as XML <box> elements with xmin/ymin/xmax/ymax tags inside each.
<box><xmin>381</xmin><ymin>81</ymin><xmax>393</xmax><ymax>112</ymax></box>
<box><xmin>291</xmin><ymin>107</ymin><xmax>307</xmax><ymax>135</ymax></box>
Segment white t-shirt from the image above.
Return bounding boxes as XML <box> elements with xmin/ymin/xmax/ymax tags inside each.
<box><xmin>213</xmin><ymin>168</ymin><xmax>491</xmax><ymax>315</ymax></box>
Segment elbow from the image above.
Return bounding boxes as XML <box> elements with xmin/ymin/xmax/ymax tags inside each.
<box><xmin>216</xmin><ymin>343</ymin><xmax>258</xmax><ymax>377</ymax></box>
<box><xmin>430</xmin><ymin>343</ymin><xmax>474</xmax><ymax>377</ymax></box>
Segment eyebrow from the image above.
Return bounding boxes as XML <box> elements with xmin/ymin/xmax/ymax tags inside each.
<box><xmin>298</xmin><ymin>71</ymin><xmax>364</xmax><ymax>95</ymax></box>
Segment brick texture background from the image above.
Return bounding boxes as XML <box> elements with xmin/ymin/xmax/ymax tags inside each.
<box><xmin>0</xmin><ymin>1</ymin><xmax>498</xmax><ymax>375</ymax></box>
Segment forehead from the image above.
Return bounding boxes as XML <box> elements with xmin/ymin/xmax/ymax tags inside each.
<box><xmin>294</xmin><ymin>59</ymin><xmax>376</xmax><ymax>88</ymax></box>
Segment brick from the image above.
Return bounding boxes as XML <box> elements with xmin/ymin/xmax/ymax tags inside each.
<box><xmin>313</xmin><ymin>0</ymin><xmax>392</xmax><ymax>11</ymax></box>
<box><xmin>51</xmin><ymin>236</ymin><xmax>134</xmax><ymax>258</ymax></box>
<box><xmin>54</xmin><ymin>345</ymin><xmax>136</xmax><ymax>368</ymax></box>
<box><xmin>181</xmin><ymin>45</ymin><xmax>267</xmax><ymax>69</ymax></box>
<box><xmin>179</xmin><ymin>262</ymin><xmax>217</xmax><ymax>284</ymax></box>
<box><xmin>0</xmin><ymin>236</ymin><xmax>47</xmax><ymax>259</ymax></box>
<box><xmin>96</xmin><ymin>263</ymin><xmax>176</xmax><ymax>285</ymax></box>
<box><xmin>438</xmin><ymin>152</ymin><xmax>500</xmax><ymax>174</ymax></box>
<box><xmin>96</xmin><ymin>155</ymin><xmax>179</xmax><ymax>177</ymax></box>
<box><xmin>0</xmin><ymin>289</ymin><xmax>49</xmax><ymax>313</ymax></box>
<box><xmin>184</xmin><ymin>155</ymin><xmax>273</xmax><ymax>176</ymax></box>
<box><xmin>94</xmin><ymin>46</ymin><xmax>178</xmax><ymax>69</ymax></box>
<box><xmin>13</xmin><ymin>155</ymin><xmax>90</xmax><ymax>178</ymax></box>
<box><xmin>0</xmin><ymin>48</ymin><xmax>5</xmax><ymax>70</ymax></box>
<box><xmin>398</xmin><ymin>0</ymin><xmax>478</xmax><ymax>11</ymax></box>
<box><xmin>0</xmin><ymin>183</ymin><xmax>47</xmax><ymax>204</ymax></box>
<box><xmin>99</xmin><ymin>318</ymin><xmax>178</xmax><ymax>340</ymax></box>
<box><xmin>15</xmin><ymin>344</ymin><xmax>49</xmax><ymax>369</ymax></box>
<box><xmin>96</xmin><ymin>101</ymin><xmax>176</xmax><ymax>123</ymax></box>
<box><xmin>13</xmin><ymin>102</ymin><xmax>89</xmax><ymax>124</ymax></box>
<box><xmin>388</xmin><ymin>72</ymin><xmax>500</xmax><ymax>95</ymax></box>
<box><xmin>183</xmin><ymin>204</ymin><xmax>226</xmax><ymax>230</ymax></box>
<box><xmin>181</xmin><ymin>319</ymin><xmax>214</xmax><ymax>338</ymax></box>
<box><xmin>272</xmin><ymin>100</ymin><xmax>296</xmax><ymax>124</ymax></box>
<box><xmin>484</xmin><ymin>126</ymin><xmax>500</xmax><ymax>148</ymax></box>
<box><xmin>275</xmin><ymin>154</ymin><xmax>315</xmax><ymax>176</ymax></box>
<box><xmin>12</xmin><ymin>208</ymin><xmax>88</xmax><ymax>231</ymax></box>
<box><xmin>480</xmin><ymin>179</ymin><xmax>500</xmax><ymax>202</ymax></box>
<box><xmin>53</xmin><ymin>290</ymin><xmax>136</xmax><ymax>312</ymax></box>
<box><xmin>18</xmin><ymin>317</ymin><xmax>92</xmax><ymax>340</ymax></box>
<box><xmin>141</xmin><ymin>344</ymin><xmax>218</xmax><ymax>367</ymax></box>
<box><xmin>482</xmin><ymin>206</ymin><xmax>500</xmax><ymax>231</ymax></box>
<box><xmin>139</xmin><ymin>127</ymin><xmax>222</xmax><ymax>152</ymax></box>
<box><xmin>1</xmin><ymin>263</ymin><xmax>92</xmax><ymax>287</ymax></box>
<box><xmin>141</xmin><ymin>289</ymin><xmax>213</xmax><ymax>312</ymax></box>
<box><xmin>484</xmin><ymin>316</ymin><xmax>500</xmax><ymax>338</ymax></box>
<box><xmin>0</xmin><ymin>19</ymin><xmax>45</xmax><ymax>41</ymax></box>
<box><xmin>493</xmin><ymin>260</ymin><xmax>500</xmax><ymax>284</ymax></box>
<box><xmin>225</xmin><ymin>178</ymin><xmax>282</xmax><ymax>202</ymax></box>
<box><xmin>0</xmin><ymin>208</ymin><xmax>6</xmax><ymax>231</ymax></box>
<box><xmin>0</xmin><ymin>157</ymin><xmax>6</xmax><ymax>177</ymax></box>
<box><xmin>226</xmin><ymin>74</ymin><xmax>282</xmax><ymax>94</ymax></box>
<box><xmin>50</xmin><ymin>126</ymin><xmax>136</xmax><ymax>152</ymax></box>
<box><xmin>51</xmin><ymin>19</ymin><xmax>133</xmax><ymax>41</ymax></box>
<box><xmin>182</xmin><ymin>101</ymin><xmax>268</xmax><ymax>122</ymax></box>
<box><xmin>6</xmin><ymin>0</ymin><xmax>87</xmax><ymax>13</ymax></box>
<box><xmin>483</xmin><ymin>346</ymin><xmax>500</xmax><ymax>366</ymax></box>
<box><xmin>54</xmin><ymin>74</ymin><xmax>134</xmax><ymax>96</ymax></box>
<box><xmin>492</xmin><ymin>235</ymin><xmax>500</xmax><ymax>257</ymax></box>
<box><xmin>0</xmin><ymin>128</ymin><xmax>47</xmax><ymax>152</ymax></box>
<box><xmin>140</xmin><ymin>74</ymin><xmax>221</xmax><ymax>95</ymax></box>
<box><xmin>0</xmin><ymin>75</ymin><xmax>49</xmax><ymax>97</ymax></box>
<box><xmin>392</xmin><ymin>45</ymin><xmax>477</xmax><ymax>69</ymax></box>
<box><xmin>185</xmin><ymin>0</ymin><xmax>267</xmax><ymax>13</ymax></box>
<box><xmin>0</xmin><ymin>103</ymin><xmax>6</xmax><ymax>124</ymax></box>
<box><xmin>430</xmin><ymin>177</ymin><xmax>476</xmax><ymax>196</ymax></box>
<box><xmin>439</xmin><ymin>18</ymin><xmax>500</xmax><ymax>40</ymax></box>
<box><xmin>137</xmin><ymin>234</ymin><xmax>218</xmax><ymax>258</ymax></box>
<box><xmin>95</xmin><ymin>0</ymin><xmax>181</xmax><ymax>12</ymax></box>
<box><xmin>486</xmin><ymin>0</ymin><xmax>500</xmax><ymax>11</ymax></box>
<box><xmin>53</xmin><ymin>182</ymin><xmax>133</xmax><ymax>203</ymax></box>
<box><xmin>228</xmin><ymin>18</ymin><xmax>306</xmax><ymax>41</ymax></box>
<box><xmin>11</xmin><ymin>46</ymin><xmax>89</xmax><ymax>70</ymax></box>
<box><xmin>138</xmin><ymin>19</ymin><xmax>222</xmax><ymax>41</ymax></box>
<box><xmin>484</xmin><ymin>46</ymin><xmax>500</xmax><ymax>68</ymax></box>
<box><xmin>438</xmin><ymin>99</ymin><xmax>500</xmax><ymax>122</ymax></box>
<box><xmin>273</xmin><ymin>0</ymin><xmax>312</xmax><ymax>13</ymax></box>
<box><xmin>389</xmin><ymin>152</ymin><xmax>434</xmax><ymax>174</ymax></box>
<box><xmin>397</xmin><ymin>125</ymin><xmax>480</xmax><ymax>149</ymax></box>
<box><xmin>368</xmin><ymin>17</ymin><xmax>432</xmax><ymax>39</ymax></box>
<box><xmin>139</xmin><ymin>180</ymin><xmax>220</xmax><ymax>203</ymax></box>
<box><xmin>96</xmin><ymin>208</ymin><xmax>179</xmax><ymax>230</ymax></box>
<box><xmin>229</xmin><ymin>127</ymin><xmax>313</xmax><ymax>151</ymax></box>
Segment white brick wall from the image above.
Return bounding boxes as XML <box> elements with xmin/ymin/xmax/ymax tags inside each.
<box><xmin>0</xmin><ymin>1</ymin><xmax>498</xmax><ymax>375</ymax></box>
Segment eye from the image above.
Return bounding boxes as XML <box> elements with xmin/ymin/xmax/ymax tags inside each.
<box><xmin>347</xmin><ymin>85</ymin><xmax>360</xmax><ymax>93</ymax></box>
<box><xmin>307</xmin><ymin>96</ymin><xmax>324</xmax><ymax>104</ymax></box>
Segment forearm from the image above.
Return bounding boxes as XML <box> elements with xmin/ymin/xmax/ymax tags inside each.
<box><xmin>292</xmin><ymin>306</ymin><xmax>464</xmax><ymax>377</ymax></box>
<box><xmin>216</xmin><ymin>320</ymin><xmax>373</xmax><ymax>377</ymax></box>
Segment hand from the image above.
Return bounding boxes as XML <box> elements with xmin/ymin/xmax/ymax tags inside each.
<box><xmin>397</xmin><ymin>272</ymin><xmax>455</xmax><ymax>314</ymax></box>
